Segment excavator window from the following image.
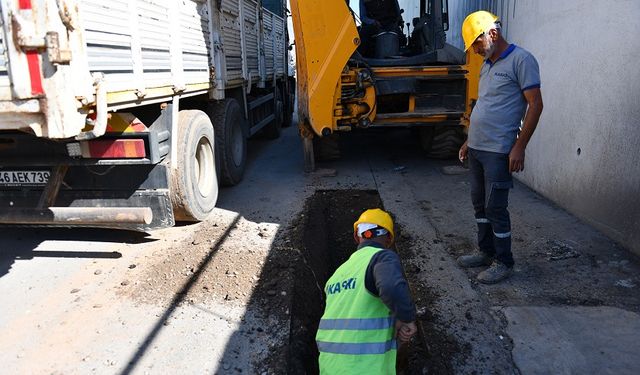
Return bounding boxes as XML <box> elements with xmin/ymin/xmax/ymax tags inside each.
<box><xmin>350</xmin><ymin>0</ymin><xmax>456</xmax><ymax>64</ymax></box>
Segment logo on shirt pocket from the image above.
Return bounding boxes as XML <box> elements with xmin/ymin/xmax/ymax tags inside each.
<box><xmin>494</xmin><ymin>72</ymin><xmax>512</xmax><ymax>80</ymax></box>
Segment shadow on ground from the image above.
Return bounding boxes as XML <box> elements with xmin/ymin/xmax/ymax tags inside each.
<box><xmin>0</xmin><ymin>227</ymin><xmax>155</xmax><ymax>278</ymax></box>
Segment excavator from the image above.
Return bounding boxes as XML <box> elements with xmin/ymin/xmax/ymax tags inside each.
<box><xmin>289</xmin><ymin>0</ymin><xmax>483</xmax><ymax>171</ymax></box>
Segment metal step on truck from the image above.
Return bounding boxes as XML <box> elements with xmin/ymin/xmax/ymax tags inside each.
<box><xmin>0</xmin><ymin>0</ymin><xmax>294</xmax><ymax>230</ymax></box>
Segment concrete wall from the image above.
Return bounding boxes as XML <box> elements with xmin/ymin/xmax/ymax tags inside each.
<box><xmin>448</xmin><ymin>0</ymin><xmax>640</xmax><ymax>255</ymax></box>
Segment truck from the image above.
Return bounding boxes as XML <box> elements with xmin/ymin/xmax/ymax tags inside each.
<box><xmin>290</xmin><ymin>0</ymin><xmax>482</xmax><ymax>171</ymax></box>
<box><xmin>0</xmin><ymin>0</ymin><xmax>294</xmax><ymax>229</ymax></box>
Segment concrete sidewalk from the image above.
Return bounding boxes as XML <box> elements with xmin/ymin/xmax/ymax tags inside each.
<box><xmin>504</xmin><ymin>306</ymin><xmax>640</xmax><ymax>375</ymax></box>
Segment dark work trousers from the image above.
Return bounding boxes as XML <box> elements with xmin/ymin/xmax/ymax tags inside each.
<box><xmin>468</xmin><ymin>147</ymin><xmax>514</xmax><ymax>267</ymax></box>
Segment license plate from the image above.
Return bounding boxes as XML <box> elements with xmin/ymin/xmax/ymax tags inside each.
<box><xmin>0</xmin><ymin>170</ymin><xmax>51</xmax><ymax>186</ymax></box>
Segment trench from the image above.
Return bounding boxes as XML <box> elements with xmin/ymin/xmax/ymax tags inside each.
<box><xmin>286</xmin><ymin>189</ymin><xmax>437</xmax><ymax>374</ymax></box>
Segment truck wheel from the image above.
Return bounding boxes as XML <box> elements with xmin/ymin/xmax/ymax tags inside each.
<box><xmin>282</xmin><ymin>80</ymin><xmax>295</xmax><ymax>128</ymax></box>
<box><xmin>170</xmin><ymin>110</ymin><xmax>218</xmax><ymax>222</ymax></box>
<box><xmin>283</xmin><ymin>103</ymin><xmax>293</xmax><ymax>128</ymax></box>
<box><xmin>262</xmin><ymin>87</ymin><xmax>283</xmax><ymax>139</ymax></box>
<box><xmin>210</xmin><ymin>99</ymin><xmax>247</xmax><ymax>186</ymax></box>
<box><xmin>419</xmin><ymin>126</ymin><xmax>466</xmax><ymax>159</ymax></box>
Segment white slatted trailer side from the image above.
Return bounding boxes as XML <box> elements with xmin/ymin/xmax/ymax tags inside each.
<box><xmin>0</xmin><ymin>0</ymin><xmax>215</xmax><ymax>139</ymax></box>
<box><xmin>0</xmin><ymin>0</ymin><xmax>292</xmax><ymax>229</ymax></box>
<box><xmin>78</xmin><ymin>0</ymin><xmax>214</xmax><ymax>112</ymax></box>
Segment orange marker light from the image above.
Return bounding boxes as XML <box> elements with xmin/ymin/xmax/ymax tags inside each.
<box><xmin>80</xmin><ymin>139</ymin><xmax>146</xmax><ymax>159</ymax></box>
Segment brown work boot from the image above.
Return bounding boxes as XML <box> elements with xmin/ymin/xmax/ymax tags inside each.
<box><xmin>477</xmin><ymin>261</ymin><xmax>513</xmax><ymax>284</ymax></box>
<box><xmin>457</xmin><ymin>251</ymin><xmax>493</xmax><ymax>268</ymax></box>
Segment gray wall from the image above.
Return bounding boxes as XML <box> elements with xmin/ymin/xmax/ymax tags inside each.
<box><xmin>448</xmin><ymin>0</ymin><xmax>640</xmax><ymax>255</ymax></box>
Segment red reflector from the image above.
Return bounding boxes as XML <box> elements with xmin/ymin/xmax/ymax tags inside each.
<box><xmin>19</xmin><ymin>0</ymin><xmax>32</xmax><ymax>10</ymax></box>
<box><xmin>26</xmin><ymin>51</ymin><xmax>44</xmax><ymax>96</ymax></box>
<box><xmin>81</xmin><ymin>139</ymin><xmax>146</xmax><ymax>159</ymax></box>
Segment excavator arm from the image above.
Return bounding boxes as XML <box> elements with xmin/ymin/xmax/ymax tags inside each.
<box><xmin>290</xmin><ymin>0</ymin><xmax>377</xmax><ymax>171</ymax></box>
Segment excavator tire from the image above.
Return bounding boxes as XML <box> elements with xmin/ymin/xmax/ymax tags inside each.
<box><xmin>419</xmin><ymin>126</ymin><xmax>467</xmax><ymax>159</ymax></box>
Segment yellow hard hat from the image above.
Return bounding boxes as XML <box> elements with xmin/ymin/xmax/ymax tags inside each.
<box><xmin>353</xmin><ymin>208</ymin><xmax>395</xmax><ymax>240</ymax></box>
<box><xmin>462</xmin><ymin>10</ymin><xmax>499</xmax><ymax>51</ymax></box>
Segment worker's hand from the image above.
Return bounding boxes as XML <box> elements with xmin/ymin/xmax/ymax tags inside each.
<box><xmin>509</xmin><ymin>144</ymin><xmax>525</xmax><ymax>172</ymax></box>
<box><xmin>458</xmin><ymin>141</ymin><xmax>468</xmax><ymax>163</ymax></box>
<box><xmin>395</xmin><ymin>320</ymin><xmax>417</xmax><ymax>345</ymax></box>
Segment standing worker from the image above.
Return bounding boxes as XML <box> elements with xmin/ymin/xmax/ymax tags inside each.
<box><xmin>457</xmin><ymin>11</ymin><xmax>544</xmax><ymax>283</ymax></box>
<box><xmin>316</xmin><ymin>208</ymin><xmax>417</xmax><ymax>374</ymax></box>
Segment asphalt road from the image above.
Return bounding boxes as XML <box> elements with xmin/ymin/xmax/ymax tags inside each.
<box><xmin>1</xmin><ymin>125</ymin><xmax>639</xmax><ymax>374</ymax></box>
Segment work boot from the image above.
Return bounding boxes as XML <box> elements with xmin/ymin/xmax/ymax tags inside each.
<box><xmin>457</xmin><ymin>251</ymin><xmax>493</xmax><ymax>268</ymax></box>
<box><xmin>477</xmin><ymin>261</ymin><xmax>513</xmax><ymax>284</ymax></box>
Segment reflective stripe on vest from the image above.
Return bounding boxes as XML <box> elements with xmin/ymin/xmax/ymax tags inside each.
<box><xmin>317</xmin><ymin>339</ymin><xmax>398</xmax><ymax>355</ymax></box>
<box><xmin>318</xmin><ymin>317</ymin><xmax>395</xmax><ymax>330</ymax></box>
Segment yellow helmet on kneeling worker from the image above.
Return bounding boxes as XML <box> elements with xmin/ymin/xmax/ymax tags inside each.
<box><xmin>353</xmin><ymin>208</ymin><xmax>395</xmax><ymax>240</ymax></box>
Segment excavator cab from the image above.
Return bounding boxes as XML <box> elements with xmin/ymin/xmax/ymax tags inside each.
<box><xmin>357</xmin><ymin>0</ymin><xmax>405</xmax><ymax>58</ymax></box>
<box><xmin>356</xmin><ymin>0</ymin><xmax>465</xmax><ymax>66</ymax></box>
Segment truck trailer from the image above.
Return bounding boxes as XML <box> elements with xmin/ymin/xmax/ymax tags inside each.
<box><xmin>0</xmin><ymin>0</ymin><xmax>293</xmax><ymax>229</ymax></box>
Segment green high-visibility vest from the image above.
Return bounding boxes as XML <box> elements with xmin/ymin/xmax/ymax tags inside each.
<box><xmin>316</xmin><ymin>246</ymin><xmax>397</xmax><ymax>375</ymax></box>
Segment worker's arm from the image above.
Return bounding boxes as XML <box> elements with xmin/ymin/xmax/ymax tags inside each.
<box><xmin>365</xmin><ymin>250</ymin><xmax>416</xmax><ymax>322</ymax></box>
<box><xmin>365</xmin><ymin>249</ymin><xmax>417</xmax><ymax>344</ymax></box>
<box><xmin>510</xmin><ymin>52</ymin><xmax>543</xmax><ymax>172</ymax></box>
<box><xmin>459</xmin><ymin>140</ymin><xmax>468</xmax><ymax>163</ymax></box>
<box><xmin>509</xmin><ymin>87</ymin><xmax>543</xmax><ymax>172</ymax></box>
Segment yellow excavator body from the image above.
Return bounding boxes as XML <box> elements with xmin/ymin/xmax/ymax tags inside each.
<box><xmin>290</xmin><ymin>0</ymin><xmax>482</xmax><ymax>170</ymax></box>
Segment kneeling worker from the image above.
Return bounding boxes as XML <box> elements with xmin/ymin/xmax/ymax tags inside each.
<box><xmin>316</xmin><ymin>208</ymin><xmax>417</xmax><ymax>374</ymax></box>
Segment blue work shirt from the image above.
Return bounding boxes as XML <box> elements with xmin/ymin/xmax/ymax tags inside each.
<box><xmin>468</xmin><ymin>44</ymin><xmax>541</xmax><ymax>154</ymax></box>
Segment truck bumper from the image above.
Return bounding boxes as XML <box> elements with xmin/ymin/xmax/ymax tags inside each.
<box><xmin>0</xmin><ymin>164</ymin><xmax>174</xmax><ymax>231</ymax></box>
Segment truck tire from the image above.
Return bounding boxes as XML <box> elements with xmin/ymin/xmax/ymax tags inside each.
<box><xmin>282</xmin><ymin>79</ymin><xmax>295</xmax><ymax>128</ymax></box>
<box><xmin>170</xmin><ymin>110</ymin><xmax>218</xmax><ymax>222</ymax></box>
<box><xmin>419</xmin><ymin>126</ymin><xmax>466</xmax><ymax>159</ymax></box>
<box><xmin>210</xmin><ymin>99</ymin><xmax>247</xmax><ymax>186</ymax></box>
<box><xmin>262</xmin><ymin>87</ymin><xmax>283</xmax><ymax>139</ymax></box>
<box><xmin>283</xmin><ymin>103</ymin><xmax>293</xmax><ymax>128</ymax></box>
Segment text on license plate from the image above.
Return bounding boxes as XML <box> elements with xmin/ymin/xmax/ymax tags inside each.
<box><xmin>0</xmin><ymin>171</ymin><xmax>51</xmax><ymax>186</ymax></box>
